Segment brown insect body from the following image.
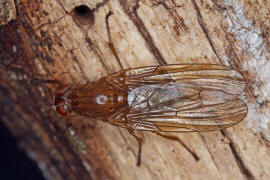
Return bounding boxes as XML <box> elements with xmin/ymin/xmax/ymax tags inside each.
<box><xmin>54</xmin><ymin>64</ymin><xmax>247</xmax><ymax>132</ymax></box>
<box><xmin>54</xmin><ymin>78</ymin><xmax>128</xmax><ymax>118</ymax></box>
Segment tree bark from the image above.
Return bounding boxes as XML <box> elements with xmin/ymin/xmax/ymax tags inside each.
<box><xmin>1</xmin><ymin>0</ymin><xmax>270</xmax><ymax>179</ymax></box>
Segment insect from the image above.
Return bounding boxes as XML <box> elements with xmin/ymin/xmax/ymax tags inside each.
<box><xmin>53</xmin><ymin>64</ymin><xmax>248</xmax><ymax>165</ymax></box>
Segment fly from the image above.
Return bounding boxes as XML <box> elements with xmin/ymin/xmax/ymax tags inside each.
<box><xmin>53</xmin><ymin>11</ymin><xmax>248</xmax><ymax>166</ymax></box>
<box><xmin>53</xmin><ymin>64</ymin><xmax>247</xmax><ymax>165</ymax></box>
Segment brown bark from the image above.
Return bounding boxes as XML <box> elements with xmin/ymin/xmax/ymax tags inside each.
<box><xmin>1</xmin><ymin>0</ymin><xmax>270</xmax><ymax>179</ymax></box>
<box><xmin>0</xmin><ymin>0</ymin><xmax>16</xmax><ymax>25</ymax></box>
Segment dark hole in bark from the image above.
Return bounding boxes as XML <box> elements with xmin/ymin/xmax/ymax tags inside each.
<box><xmin>72</xmin><ymin>5</ymin><xmax>94</xmax><ymax>27</ymax></box>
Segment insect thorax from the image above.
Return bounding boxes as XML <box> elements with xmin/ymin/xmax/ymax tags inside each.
<box><xmin>70</xmin><ymin>81</ymin><xmax>128</xmax><ymax>117</ymax></box>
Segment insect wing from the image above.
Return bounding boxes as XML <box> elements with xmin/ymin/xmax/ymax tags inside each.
<box><xmin>126</xmin><ymin>90</ymin><xmax>247</xmax><ymax>132</ymax></box>
<box><xmin>110</xmin><ymin>64</ymin><xmax>246</xmax><ymax>94</ymax></box>
<box><xmin>107</xmin><ymin>64</ymin><xmax>247</xmax><ymax>132</ymax></box>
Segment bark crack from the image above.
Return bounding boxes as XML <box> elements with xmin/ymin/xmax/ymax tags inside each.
<box><xmin>191</xmin><ymin>0</ymin><xmax>222</xmax><ymax>64</ymax></box>
<box><xmin>119</xmin><ymin>0</ymin><xmax>167</xmax><ymax>65</ymax></box>
<box><xmin>221</xmin><ymin>130</ymin><xmax>255</xmax><ymax>180</ymax></box>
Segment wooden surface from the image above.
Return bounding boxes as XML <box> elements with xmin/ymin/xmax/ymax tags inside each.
<box><xmin>0</xmin><ymin>0</ymin><xmax>16</xmax><ymax>25</ymax></box>
<box><xmin>1</xmin><ymin>0</ymin><xmax>270</xmax><ymax>179</ymax></box>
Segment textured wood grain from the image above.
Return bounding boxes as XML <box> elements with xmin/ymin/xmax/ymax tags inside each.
<box><xmin>1</xmin><ymin>0</ymin><xmax>270</xmax><ymax>179</ymax></box>
<box><xmin>0</xmin><ymin>0</ymin><xmax>16</xmax><ymax>25</ymax></box>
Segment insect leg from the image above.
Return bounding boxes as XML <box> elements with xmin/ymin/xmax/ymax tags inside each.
<box><xmin>127</xmin><ymin>128</ymin><xmax>143</xmax><ymax>166</ymax></box>
<box><xmin>105</xmin><ymin>11</ymin><xmax>124</xmax><ymax>70</ymax></box>
<box><xmin>154</xmin><ymin>132</ymin><xmax>200</xmax><ymax>161</ymax></box>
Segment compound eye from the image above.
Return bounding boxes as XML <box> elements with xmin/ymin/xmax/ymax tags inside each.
<box><xmin>53</xmin><ymin>85</ymin><xmax>72</xmax><ymax>116</ymax></box>
<box><xmin>56</xmin><ymin>104</ymin><xmax>69</xmax><ymax>116</ymax></box>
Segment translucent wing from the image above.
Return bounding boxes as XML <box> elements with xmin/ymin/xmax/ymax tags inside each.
<box><xmin>107</xmin><ymin>64</ymin><xmax>247</xmax><ymax>132</ymax></box>
<box><xmin>128</xmin><ymin>90</ymin><xmax>247</xmax><ymax>132</ymax></box>
<box><xmin>108</xmin><ymin>64</ymin><xmax>246</xmax><ymax>94</ymax></box>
